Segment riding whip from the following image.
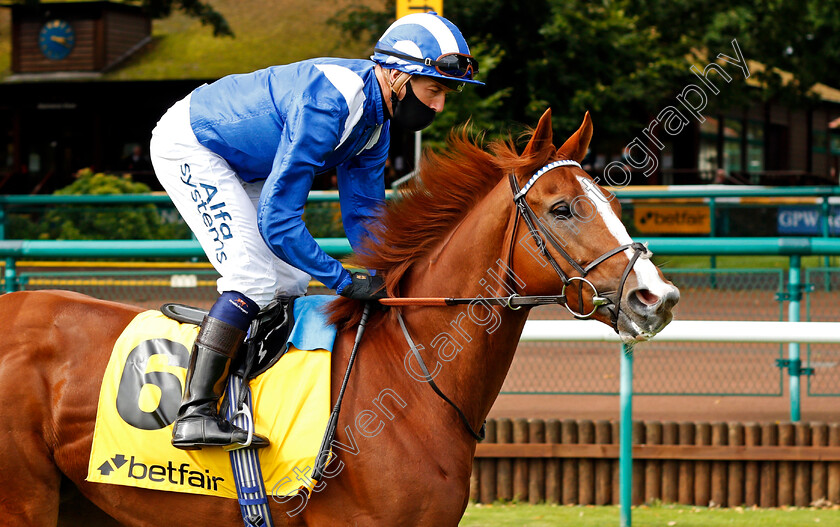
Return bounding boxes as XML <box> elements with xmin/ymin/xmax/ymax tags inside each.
<box><xmin>312</xmin><ymin>302</ymin><xmax>372</xmax><ymax>482</ymax></box>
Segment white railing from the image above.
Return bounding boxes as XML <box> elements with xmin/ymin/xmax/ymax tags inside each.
<box><xmin>519</xmin><ymin>319</ymin><xmax>840</xmax><ymax>527</ymax></box>
<box><xmin>522</xmin><ymin>320</ymin><xmax>840</xmax><ymax>343</ymax></box>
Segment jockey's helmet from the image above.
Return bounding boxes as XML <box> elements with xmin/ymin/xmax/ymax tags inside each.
<box><xmin>371</xmin><ymin>12</ymin><xmax>484</xmax><ymax>87</ymax></box>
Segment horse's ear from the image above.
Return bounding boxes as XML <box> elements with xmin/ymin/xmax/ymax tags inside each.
<box><xmin>522</xmin><ymin>108</ymin><xmax>554</xmax><ymax>158</ymax></box>
<box><xmin>556</xmin><ymin>111</ymin><xmax>593</xmax><ymax>163</ymax></box>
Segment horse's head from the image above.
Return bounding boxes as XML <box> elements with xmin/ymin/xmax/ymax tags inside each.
<box><xmin>511</xmin><ymin>110</ymin><xmax>679</xmax><ymax>342</ymax></box>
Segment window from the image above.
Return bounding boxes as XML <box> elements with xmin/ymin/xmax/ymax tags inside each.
<box><xmin>698</xmin><ymin>117</ymin><xmax>720</xmax><ymax>180</ymax></box>
<box><xmin>723</xmin><ymin>118</ymin><xmax>743</xmax><ymax>173</ymax></box>
<box><xmin>829</xmin><ymin>132</ymin><xmax>840</xmax><ymax>156</ymax></box>
<box><xmin>746</xmin><ymin>120</ymin><xmax>764</xmax><ymax>173</ymax></box>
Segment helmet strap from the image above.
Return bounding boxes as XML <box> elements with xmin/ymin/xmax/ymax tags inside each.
<box><xmin>389</xmin><ymin>72</ymin><xmax>411</xmax><ymax>100</ymax></box>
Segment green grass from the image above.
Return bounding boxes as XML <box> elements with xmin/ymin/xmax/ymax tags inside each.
<box><xmin>106</xmin><ymin>0</ymin><xmax>377</xmax><ymax>81</ymax></box>
<box><xmin>0</xmin><ymin>0</ymin><xmax>379</xmax><ymax>81</ymax></box>
<box><xmin>0</xmin><ymin>8</ymin><xmax>10</xmax><ymax>77</ymax></box>
<box><xmin>459</xmin><ymin>503</ymin><xmax>840</xmax><ymax>526</ymax></box>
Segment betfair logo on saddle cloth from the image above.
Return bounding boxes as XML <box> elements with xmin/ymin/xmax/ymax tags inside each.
<box><xmin>86</xmin><ymin>310</ymin><xmax>330</xmax><ymax>498</ymax></box>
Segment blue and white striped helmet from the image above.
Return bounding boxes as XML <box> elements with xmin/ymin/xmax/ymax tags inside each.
<box><xmin>372</xmin><ymin>12</ymin><xmax>483</xmax><ymax>86</ymax></box>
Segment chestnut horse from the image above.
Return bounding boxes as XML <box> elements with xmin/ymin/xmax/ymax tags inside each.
<box><xmin>0</xmin><ymin>110</ymin><xmax>678</xmax><ymax>526</ymax></box>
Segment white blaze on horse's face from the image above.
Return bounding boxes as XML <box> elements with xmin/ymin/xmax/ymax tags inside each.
<box><xmin>576</xmin><ymin>175</ymin><xmax>680</xmax><ymax>342</ymax></box>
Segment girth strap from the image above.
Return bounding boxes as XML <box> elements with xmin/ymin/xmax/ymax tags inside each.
<box><xmin>396</xmin><ymin>311</ymin><xmax>485</xmax><ymax>441</ymax></box>
<box><xmin>225</xmin><ymin>375</ymin><xmax>274</xmax><ymax>527</ymax></box>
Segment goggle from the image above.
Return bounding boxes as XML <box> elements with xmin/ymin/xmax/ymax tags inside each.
<box><xmin>374</xmin><ymin>47</ymin><xmax>479</xmax><ymax>80</ymax></box>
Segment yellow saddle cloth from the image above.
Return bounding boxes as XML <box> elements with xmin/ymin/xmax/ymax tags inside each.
<box><xmin>86</xmin><ymin>309</ymin><xmax>330</xmax><ymax>498</ymax></box>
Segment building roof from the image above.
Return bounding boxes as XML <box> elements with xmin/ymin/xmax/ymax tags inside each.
<box><xmin>0</xmin><ymin>0</ymin><xmax>377</xmax><ymax>82</ymax></box>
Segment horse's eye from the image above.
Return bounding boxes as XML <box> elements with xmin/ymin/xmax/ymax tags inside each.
<box><xmin>551</xmin><ymin>203</ymin><xmax>572</xmax><ymax>218</ymax></box>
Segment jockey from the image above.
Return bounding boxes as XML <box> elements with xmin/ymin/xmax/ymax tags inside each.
<box><xmin>150</xmin><ymin>12</ymin><xmax>483</xmax><ymax>451</ymax></box>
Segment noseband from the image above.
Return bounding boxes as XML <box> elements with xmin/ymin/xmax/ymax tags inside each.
<box><xmin>508</xmin><ymin>160</ymin><xmax>649</xmax><ymax>330</ymax></box>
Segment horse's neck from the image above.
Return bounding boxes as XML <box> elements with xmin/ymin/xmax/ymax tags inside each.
<box><xmin>400</xmin><ymin>181</ymin><xmax>530</xmax><ymax>430</ymax></box>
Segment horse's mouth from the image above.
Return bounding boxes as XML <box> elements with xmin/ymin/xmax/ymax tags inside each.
<box><xmin>613</xmin><ymin>307</ymin><xmax>673</xmax><ymax>344</ymax></box>
<box><xmin>602</xmin><ymin>282</ymin><xmax>679</xmax><ymax>344</ymax></box>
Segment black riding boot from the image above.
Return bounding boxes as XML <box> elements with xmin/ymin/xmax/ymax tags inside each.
<box><xmin>171</xmin><ymin>316</ymin><xmax>269</xmax><ymax>450</ymax></box>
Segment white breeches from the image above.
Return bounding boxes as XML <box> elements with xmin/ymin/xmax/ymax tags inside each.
<box><xmin>150</xmin><ymin>93</ymin><xmax>310</xmax><ymax>308</ymax></box>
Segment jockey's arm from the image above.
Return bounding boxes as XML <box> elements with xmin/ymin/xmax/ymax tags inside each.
<box><xmin>257</xmin><ymin>101</ymin><xmax>350</xmax><ymax>291</ymax></box>
<box><xmin>336</xmin><ymin>120</ymin><xmax>389</xmax><ymax>261</ymax></box>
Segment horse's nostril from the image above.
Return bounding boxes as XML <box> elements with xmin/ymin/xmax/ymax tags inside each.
<box><xmin>635</xmin><ymin>288</ymin><xmax>660</xmax><ymax>307</ymax></box>
<box><xmin>661</xmin><ymin>287</ymin><xmax>680</xmax><ymax>310</ymax></box>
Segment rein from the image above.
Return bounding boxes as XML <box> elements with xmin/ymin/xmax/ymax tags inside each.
<box><xmin>380</xmin><ymin>294</ymin><xmax>568</xmax><ymax>309</ymax></box>
<box><xmin>397</xmin><ymin>311</ymin><xmax>485</xmax><ymax>441</ymax></box>
<box><xmin>385</xmin><ymin>160</ymin><xmax>649</xmax><ymax>442</ymax></box>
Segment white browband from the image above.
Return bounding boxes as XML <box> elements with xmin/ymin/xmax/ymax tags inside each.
<box><xmin>515</xmin><ymin>159</ymin><xmax>582</xmax><ymax>200</ymax></box>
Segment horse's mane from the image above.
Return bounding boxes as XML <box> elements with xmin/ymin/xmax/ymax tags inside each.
<box><xmin>327</xmin><ymin>123</ymin><xmax>557</xmax><ymax>329</ymax></box>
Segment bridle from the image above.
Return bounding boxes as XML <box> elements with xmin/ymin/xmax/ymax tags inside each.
<box><xmin>387</xmin><ymin>160</ymin><xmax>650</xmax><ymax>328</ymax></box>
<box><xmin>507</xmin><ymin>159</ymin><xmax>650</xmax><ymax>330</ymax></box>
<box><xmin>393</xmin><ymin>159</ymin><xmax>650</xmax><ymax>441</ymax></box>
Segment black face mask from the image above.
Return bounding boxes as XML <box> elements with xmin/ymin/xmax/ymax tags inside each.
<box><xmin>390</xmin><ymin>79</ymin><xmax>436</xmax><ymax>132</ymax></box>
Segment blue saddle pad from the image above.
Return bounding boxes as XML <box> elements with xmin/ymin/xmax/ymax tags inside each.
<box><xmin>287</xmin><ymin>295</ymin><xmax>338</xmax><ymax>353</ymax></box>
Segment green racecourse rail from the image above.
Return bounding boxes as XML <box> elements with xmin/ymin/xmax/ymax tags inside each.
<box><xmin>2</xmin><ymin>235</ymin><xmax>838</xmax><ymax>411</ymax></box>
<box><xmin>3</xmin><ymin>185</ymin><xmax>840</xmax><ymax>239</ymax></box>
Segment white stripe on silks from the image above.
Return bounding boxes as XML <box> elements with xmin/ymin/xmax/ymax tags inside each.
<box><xmin>382</xmin><ymin>14</ymin><xmax>460</xmax><ymax>54</ymax></box>
<box><xmin>360</xmin><ymin>125</ymin><xmax>383</xmax><ymax>153</ymax></box>
<box><xmin>315</xmin><ymin>65</ymin><xmax>366</xmax><ymax>148</ymax></box>
<box><xmin>516</xmin><ymin>160</ymin><xmax>582</xmax><ymax>199</ymax></box>
<box><xmin>391</xmin><ymin>40</ymin><xmax>423</xmax><ymax>59</ymax></box>
<box><xmin>388</xmin><ymin>41</ymin><xmax>425</xmax><ymax>73</ymax></box>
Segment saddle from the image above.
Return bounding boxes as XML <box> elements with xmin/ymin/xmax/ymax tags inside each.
<box><xmin>160</xmin><ymin>295</ymin><xmax>310</xmax><ymax>526</ymax></box>
<box><xmin>161</xmin><ymin>295</ymin><xmax>298</xmax><ymax>381</ymax></box>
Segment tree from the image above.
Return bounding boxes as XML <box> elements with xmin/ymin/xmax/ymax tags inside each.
<box><xmin>629</xmin><ymin>0</ymin><xmax>840</xmax><ymax>107</ymax></box>
<box><xmin>31</xmin><ymin>169</ymin><xmax>188</xmax><ymax>240</ymax></box>
<box><xmin>329</xmin><ymin>0</ymin><xmax>840</xmax><ymax>146</ymax></box>
<box><xmin>527</xmin><ymin>1</ymin><xmax>692</xmax><ymax>139</ymax></box>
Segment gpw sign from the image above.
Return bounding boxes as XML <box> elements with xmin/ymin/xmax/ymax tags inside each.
<box><xmin>777</xmin><ymin>206</ymin><xmax>840</xmax><ymax>235</ymax></box>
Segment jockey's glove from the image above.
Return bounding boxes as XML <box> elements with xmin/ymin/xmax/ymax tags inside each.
<box><xmin>338</xmin><ymin>272</ymin><xmax>388</xmax><ymax>301</ymax></box>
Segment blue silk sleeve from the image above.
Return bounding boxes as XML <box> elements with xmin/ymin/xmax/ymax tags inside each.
<box><xmin>336</xmin><ymin>120</ymin><xmax>389</xmax><ymax>260</ymax></box>
<box><xmin>256</xmin><ymin>96</ymin><xmax>350</xmax><ymax>290</ymax></box>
